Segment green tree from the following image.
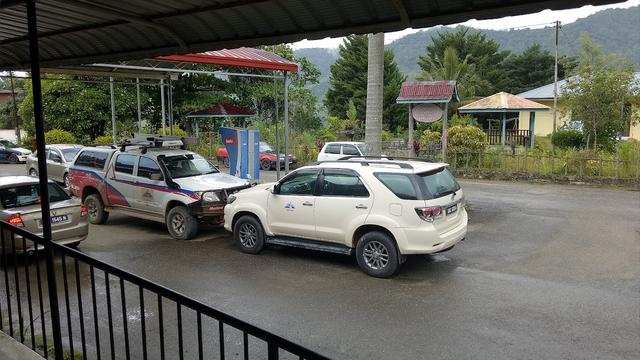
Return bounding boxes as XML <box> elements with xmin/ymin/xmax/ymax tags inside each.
<box><xmin>560</xmin><ymin>33</ymin><xmax>639</xmax><ymax>149</ymax></box>
<box><xmin>417</xmin><ymin>46</ymin><xmax>486</xmax><ymax>98</ymax></box>
<box><xmin>325</xmin><ymin>35</ymin><xmax>407</xmax><ymax>131</ymax></box>
<box><xmin>288</xmin><ymin>87</ymin><xmax>322</xmax><ymax>131</ymax></box>
<box><xmin>418</xmin><ymin>28</ymin><xmax>508</xmax><ymax>95</ymax></box>
<box><xmin>500</xmin><ymin>44</ymin><xmax>578</xmax><ymax>94</ymax></box>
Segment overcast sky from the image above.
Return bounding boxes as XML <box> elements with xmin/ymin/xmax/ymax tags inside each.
<box><xmin>291</xmin><ymin>0</ymin><xmax>639</xmax><ymax>49</ymax></box>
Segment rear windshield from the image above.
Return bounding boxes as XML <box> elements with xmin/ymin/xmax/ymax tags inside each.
<box><xmin>0</xmin><ymin>183</ymin><xmax>70</xmax><ymax>209</ymax></box>
<box><xmin>74</xmin><ymin>150</ymin><xmax>109</xmax><ymax>170</ymax></box>
<box><xmin>375</xmin><ymin>167</ymin><xmax>460</xmax><ymax>200</ymax></box>
<box><xmin>418</xmin><ymin>167</ymin><xmax>460</xmax><ymax>199</ymax></box>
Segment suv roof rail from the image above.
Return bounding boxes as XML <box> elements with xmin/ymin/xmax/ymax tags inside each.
<box><xmin>312</xmin><ymin>159</ymin><xmax>414</xmax><ymax>169</ymax></box>
<box><xmin>338</xmin><ymin>155</ymin><xmax>433</xmax><ymax>163</ymax></box>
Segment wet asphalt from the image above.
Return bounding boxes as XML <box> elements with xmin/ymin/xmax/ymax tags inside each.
<box><xmin>1</xmin><ymin>164</ymin><xmax>639</xmax><ymax>359</ymax></box>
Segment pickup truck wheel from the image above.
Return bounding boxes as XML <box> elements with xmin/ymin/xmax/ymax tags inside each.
<box><xmin>9</xmin><ymin>154</ymin><xmax>18</xmax><ymax>164</ymax></box>
<box><xmin>84</xmin><ymin>194</ymin><xmax>109</xmax><ymax>224</ymax></box>
<box><xmin>233</xmin><ymin>215</ymin><xmax>265</xmax><ymax>254</ymax></box>
<box><xmin>222</xmin><ymin>157</ymin><xmax>230</xmax><ymax>168</ymax></box>
<box><xmin>356</xmin><ymin>232</ymin><xmax>399</xmax><ymax>278</ymax></box>
<box><xmin>166</xmin><ymin>206</ymin><xmax>198</xmax><ymax>240</ymax></box>
<box><xmin>29</xmin><ymin>168</ymin><xmax>37</xmax><ymax>177</ymax></box>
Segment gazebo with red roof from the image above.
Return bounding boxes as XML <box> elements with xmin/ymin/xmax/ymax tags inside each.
<box><xmin>397</xmin><ymin>81</ymin><xmax>459</xmax><ymax>160</ymax></box>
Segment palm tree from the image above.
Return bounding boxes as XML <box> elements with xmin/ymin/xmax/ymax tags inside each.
<box><xmin>365</xmin><ymin>32</ymin><xmax>384</xmax><ymax>156</ymax></box>
<box><xmin>418</xmin><ymin>46</ymin><xmax>487</xmax><ymax>99</ymax></box>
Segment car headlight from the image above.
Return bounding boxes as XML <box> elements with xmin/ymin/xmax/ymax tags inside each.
<box><xmin>202</xmin><ymin>191</ymin><xmax>221</xmax><ymax>202</ymax></box>
<box><xmin>227</xmin><ymin>194</ymin><xmax>237</xmax><ymax>204</ymax></box>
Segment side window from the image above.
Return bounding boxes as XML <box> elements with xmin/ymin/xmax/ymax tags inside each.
<box><xmin>115</xmin><ymin>154</ymin><xmax>136</xmax><ymax>174</ymax></box>
<box><xmin>341</xmin><ymin>145</ymin><xmax>359</xmax><ymax>156</ymax></box>
<box><xmin>278</xmin><ymin>170</ymin><xmax>318</xmax><ymax>195</ymax></box>
<box><xmin>137</xmin><ymin>157</ymin><xmax>163</xmax><ymax>180</ymax></box>
<box><xmin>49</xmin><ymin>150</ymin><xmax>62</xmax><ymax>163</ymax></box>
<box><xmin>74</xmin><ymin>151</ymin><xmax>108</xmax><ymax>170</ymax></box>
<box><xmin>324</xmin><ymin>144</ymin><xmax>340</xmax><ymax>154</ymax></box>
<box><xmin>375</xmin><ymin>173</ymin><xmax>418</xmax><ymax>200</ymax></box>
<box><xmin>321</xmin><ymin>170</ymin><xmax>369</xmax><ymax>197</ymax></box>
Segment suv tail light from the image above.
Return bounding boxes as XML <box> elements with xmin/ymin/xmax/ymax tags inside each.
<box><xmin>8</xmin><ymin>214</ymin><xmax>25</xmax><ymax>227</ymax></box>
<box><xmin>415</xmin><ymin>207</ymin><xmax>442</xmax><ymax>222</ymax></box>
<box><xmin>80</xmin><ymin>206</ymin><xmax>88</xmax><ymax>217</ymax></box>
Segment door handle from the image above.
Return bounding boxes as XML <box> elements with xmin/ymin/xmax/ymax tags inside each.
<box><xmin>302</xmin><ymin>201</ymin><xmax>313</xmax><ymax>206</ymax></box>
<box><xmin>355</xmin><ymin>204</ymin><xmax>368</xmax><ymax>209</ymax></box>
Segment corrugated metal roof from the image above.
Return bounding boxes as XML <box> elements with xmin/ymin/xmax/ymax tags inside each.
<box><xmin>397</xmin><ymin>81</ymin><xmax>458</xmax><ymax>103</ymax></box>
<box><xmin>458</xmin><ymin>92</ymin><xmax>549</xmax><ymax>112</ymax></box>
<box><xmin>157</xmin><ymin>47</ymin><xmax>298</xmax><ymax>72</ymax></box>
<box><xmin>518</xmin><ymin>72</ymin><xmax>640</xmax><ymax>99</ymax></box>
<box><xmin>0</xmin><ymin>0</ymin><xmax>621</xmax><ymax>71</ymax></box>
<box><xmin>187</xmin><ymin>103</ymin><xmax>255</xmax><ymax>117</ymax></box>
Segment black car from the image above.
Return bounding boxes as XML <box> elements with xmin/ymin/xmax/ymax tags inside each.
<box><xmin>0</xmin><ymin>138</ymin><xmax>32</xmax><ymax>164</ymax></box>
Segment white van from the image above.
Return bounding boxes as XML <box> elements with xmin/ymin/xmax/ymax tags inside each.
<box><xmin>317</xmin><ymin>142</ymin><xmax>367</xmax><ymax>161</ymax></box>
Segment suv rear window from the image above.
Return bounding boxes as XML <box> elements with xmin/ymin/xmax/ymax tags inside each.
<box><xmin>324</xmin><ymin>144</ymin><xmax>340</xmax><ymax>154</ymax></box>
<box><xmin>375</xmin><ymin>173</ymin><xmax>417</xmax><ymax>200</ymax></box>
<box><xmin>75</xmin><ymin>150</ymin><xmax>108</xmax><ymax>170</ymax></box>
<box><xmin>0</xmin><ymin>183</ymin><xmax>70</xmax><ymax>208</ymax></box>
<box><xmin>418</xmin><ymin>167</ymin><xmax>460</xmax><ymax>199</ymax></box>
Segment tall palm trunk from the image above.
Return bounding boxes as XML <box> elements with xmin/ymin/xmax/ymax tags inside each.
<box><xmin>365</xmin><ymin>33</ymin><xmax>384</xmax><ymax>156</ymax></box>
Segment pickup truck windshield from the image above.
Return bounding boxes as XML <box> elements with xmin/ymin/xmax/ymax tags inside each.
<box><xmin>163</xmin><ymin>154</ymin><xmax>219</xmax><ymax>179</ymax></box>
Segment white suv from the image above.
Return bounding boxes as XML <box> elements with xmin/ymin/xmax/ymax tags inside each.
<box><xmin>224</xmin><ymin>157</ymin><xmax>467</xmax><ymax>277</ymax></box>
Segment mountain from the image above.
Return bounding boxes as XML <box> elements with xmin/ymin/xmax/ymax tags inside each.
<box><xmin>294</xmin><ymin>5</ymin><xmax>640</xmax><ymax>101</ymax></box>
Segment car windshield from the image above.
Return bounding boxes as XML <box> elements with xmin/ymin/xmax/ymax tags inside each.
<box><xmin>61</xmin><ymin>148</ymin><xmax>81</xmax><ymax>162</ymax></box>
<box><xmin>162</xmin><ymin>154</ymin><xmax>219</xmax><ymax>179</ymax></box>
<box><xmin>418</xmin><ymin>167</ymin><xmax>461</xmax><ymax>199</ymax></box>
<box><xmin>0</xmin><ymin>183</ymin><xmax>70</xmax><ymax>208</ymax></box>
<box><xmin>0</xmin><ymin>140</ymin><xmax>17</xmax><ymax>148</ymax></box>
<box><xmin>259</xmin><ymin>143</ymin><xmax>274</xmax><ymax>154</ymax></box>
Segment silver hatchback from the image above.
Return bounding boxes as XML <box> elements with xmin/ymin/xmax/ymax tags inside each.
<box><xmin>0</xmin><ymin>176</ymin><xmax>89</xmax><ymax>254</ymax></box>
<box><xmin>26</xmin><ymin>144</ymin><xmax>83</xmax><ymax>188</ymax></box>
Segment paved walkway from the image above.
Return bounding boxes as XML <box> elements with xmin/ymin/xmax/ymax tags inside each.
<box><xmin>0</xmin><ymin>332</ymin><xmax>42</xmax><ymax>360</ymax></box>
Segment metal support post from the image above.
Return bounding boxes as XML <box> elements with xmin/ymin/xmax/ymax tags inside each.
<box><xmin>501</xmin><ymin>112</ymin><xmax>507</xmax><ymax>146</ymax></box>
<box><xmin>168</xmin><ymin>78</ymin><xmax>174</xmax><ymax>136</ymax></box>
<box><xmin>110</xmin><ymin>77</ymin><xmax>116</xmax><ymax>144</ymax></box>
<box><xmin>26</xmin><ymin>1</ymin><xmax>64</xmax><ymax>359</ymax></box>
<box><xmin>283</xmin><ymin>71</ymin><xmax>289</xmax><ymax>174</ymax></box>
<box><xmin>136</xmin><ymin>77</ymin><xmax>142</xmax><ymax>133</ymax></box>
<box><xmin>408</xmin><ymin>104</ymin><xmax>414</xmax><ymax>156</ymax></box>
<box><xmin>442</xmin><ymin>102</ymin><xmax>448</xmax><ymax>162</ymax></box>
<box><xmin>273</xmin><ymin>71</ymin><xmax>280</xmax><ymax>180</ymax></box>
<box><xmin>9</xmin><ymin>71</ymin><xmax>20</xmax><ymax>141</ymax></box>
<box><xmin>160</xmin><ymin>79</ymin><xmax>166</xmax><ymax>136</ymax></box>
<box><xmin>529</xmin><ymin>112</ymin><xmax>536</xmax><ymax>148</ymax></box>
<box><xmin>552</xmin><ymin>20</ymin><xmax>560</xmax><ymax>151</ymax></box>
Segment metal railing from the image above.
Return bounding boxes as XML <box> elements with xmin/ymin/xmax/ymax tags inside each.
<box><xmin>483</xmin><ymin>129</ymin><xmax>530</xmax><ymax>147</ymax></box>
<box><xmin>0</xmin><ymin>221</ymin><xmax>330</xmax><ymax>360</ymax></box>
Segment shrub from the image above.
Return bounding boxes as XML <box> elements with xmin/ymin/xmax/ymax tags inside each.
<box><xmin>157</xmin><ymin>126</ymin><xmax>188</xmax><ymax>137</ymax></box>
<box><xmin>93</xmin><ymin>136</ymin><xmax>113</xmax><ymax>145</ymax></box>
<box><xmin>551</xmin><ymin>129</ymin><xmax>584</xmax><ymax>149</ymax></box>
<box><xmin>420</xmin><ymin>129</ymin><xmax>441</xmax><ymax>146</ymax></box>
<box><xmin>44</xmin><ymin>129</ymin><xmax>76</xmax><ymax>144</ymax></box>
<box><xmin>447</xmin><ymin>125</ymin><xmax>487</xmax><ymax>154</ymax></box>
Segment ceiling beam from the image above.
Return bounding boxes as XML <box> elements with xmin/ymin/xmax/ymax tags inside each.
<box><xmin>390</xmin><ymin>0</ymin><xmax>411</xmax><ymax>26</ymax></box>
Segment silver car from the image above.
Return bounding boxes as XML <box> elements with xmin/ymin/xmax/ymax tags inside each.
<box><xmin>26</xmin><ymin>144</ymin><xmax>83</xmax><ymax>188</ymax></box>
<box><xmin>0</xmin><ymin>176</ymin><xmax>89</xmax><ymax>254</ymax></box>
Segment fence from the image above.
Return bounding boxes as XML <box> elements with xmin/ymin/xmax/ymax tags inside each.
<box><xmin>483</xmin><ymin>129</ymin><xmax>530</xmax><ymax>147</ymax></box>
<box><xmin>444</xmin><ymin>151</ymin><xmax>640</xmax><ymax>181</ymax></box>
<box><xmin>0</xmin><ymin>221</ymin><xmax>330</xmax><ymax>360</ymax></box>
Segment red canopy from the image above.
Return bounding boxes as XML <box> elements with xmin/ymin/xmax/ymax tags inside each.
<box><xmin>157</xmin><ymin>47</ymin><xmax>298</xmax><ymax>73</ymax></box>
<box><xmin>187</xmin><ymin>103</ymin><xmax>255</xmax><ymax>118</ymax></box>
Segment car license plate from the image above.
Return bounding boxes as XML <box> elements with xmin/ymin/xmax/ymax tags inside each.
<box><xmin>50</xmin><ymin>215</ymin><xmax>68</xmax><ymax>224</ymax></box>
<box><xmin>445</xmin><ymin>204</ymin><xmax>457</xmax><ymax>216</ymax></box>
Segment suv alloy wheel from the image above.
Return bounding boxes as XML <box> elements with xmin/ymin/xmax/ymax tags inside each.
<box><xmin>356</xmin><ymin>231</ymin><xmax>399</xmax><ymax>278</ymax></box>
<box><xmin>233</xmin><ymin>215</ymin><xmax>265</xmax><ymax>254</ymax></box>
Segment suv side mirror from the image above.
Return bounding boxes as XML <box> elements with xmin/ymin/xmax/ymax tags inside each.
<box><xmin>271</xmin><ymin>184</ymin><xmax>280</xmax><ymax>194</ymax></box>
<box><xmin>150</xmin><ymin>172</ymin><xmax>162</xmax><ymax>181</ymax></box>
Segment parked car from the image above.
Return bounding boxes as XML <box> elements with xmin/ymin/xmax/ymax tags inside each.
<box><xmin>0</xmin><ymin>176</ymin><xmax>89</xmax><ymax>253</ymax></box>
<box><xmin>26</xmin><ymin>144</ymin><xmax>84</xmax><ymax>187</ymax></box>
<box><xmin>0</xmin><ymin>138</ymin><xmax>32</xmax><ymax>164</ymax></box>
<box><xmin>317</xmin><ymin>141</ymin><xmax>368</xmax><ymax>162</ymax></box>
<box><xmin>69</xmin><ymin>135</ymin><xmax>252</xmax><ymax>240</ymax></box>
<box><xmin>216</xmin><ymin>141</ymin><xmax>297</xmax><ymax>170</ymax></box>
<box><xmin>224</xmin><ymin>157</ymin><xmax>467</xmax><ymax>277</ymax></box>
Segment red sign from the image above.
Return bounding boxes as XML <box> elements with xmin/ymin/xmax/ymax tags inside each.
<box><xmin>224</xmin><ymin>136</ymin><xmax>235</xmax><ymax>145</ymax></box>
